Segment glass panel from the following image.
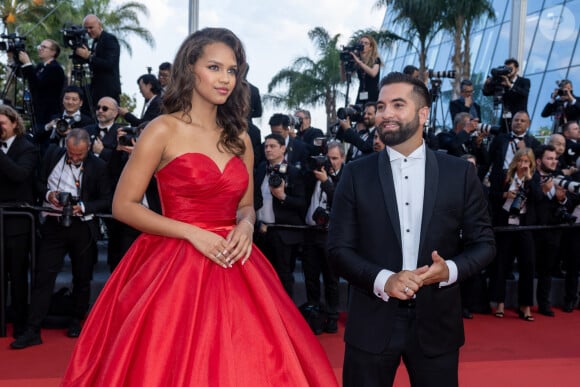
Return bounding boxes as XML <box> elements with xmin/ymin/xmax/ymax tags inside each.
<box><xmin>523</xmin><ymin>11</ymin><xmax>541</xmax><ymax>63</ymax></box>
<box><xmin>490</xmin><ymin>22</ymin><xmax>511</xmax><ymax>68</ymax></box>
<box><xmin>530</xmin><ymin>70</ymin><xmax>569</xmax><ymax>135</ymax></box>
<box><xmin>543</xmin><ymin>0</ymin><xmax>566</xmax><ymax>7</ymax></box>
<box><xmin>494</xmin><ymin>0</ymin><xmax>511</xmax><ymax>23</ymax></box>
<box><xmin>527</xmin><ymin>0</ymin><xmax>546</xmax><ymax>13</ymax></box>
<box><xmin>468</xmin><ymin>33</ymin><xmax>484</xmax><ymax>75</ymax></box>
<box><xmin>432</xmin><ymin>41</ymin><xmax>452</xmax><ymax>71</ymax></box>
<box><xmin>473</xmin><ymin>26</ymin><xmax>500</xmax><ymax>77</ymax></box>
<box><xmin>541</xmin><ymin>4</ymin><xmax>578</xmax><ymax>70</ymax></box>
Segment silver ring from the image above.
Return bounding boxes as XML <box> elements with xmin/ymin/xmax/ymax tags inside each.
<box><xmin>215</xmin><ymin>252</ymin><xmax>222</xmax><ymax>259</ymax></box>
<box><xmin>403</xmin><ymin>286</ymin><xmax>410</xmax><ymax>294</ymax></box>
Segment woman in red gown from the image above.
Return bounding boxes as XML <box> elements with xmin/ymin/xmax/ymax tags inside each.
<box><xmin>61</xmin><ymin>28</ymin><xmax>338</xmax><ymax>387</ymax></box>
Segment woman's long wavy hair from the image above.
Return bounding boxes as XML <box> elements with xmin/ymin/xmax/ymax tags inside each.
<box><xmin>506</xmin><ymin>147</ymin><xmax>535</xmax><ymax>183</ymax></box>
<box><xmin>360</xmin><ymin>34</ymin><xmax>380</xmax><ymax>68</ymax></box>
<box><xmin>163</xmin><ymin>28</ymin><xmax>249</xmax><ymax>157</ymax></box>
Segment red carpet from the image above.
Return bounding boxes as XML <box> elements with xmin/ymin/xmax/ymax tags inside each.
<box><xmin>1</xmin><ymin>308</ymin><xmax>580</xmax><ymax>386</ymax></box>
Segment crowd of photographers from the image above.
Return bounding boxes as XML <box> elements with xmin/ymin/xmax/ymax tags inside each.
<box><xmin>2</xmin><ymin>27</ymin><xmax>580</xmax><ymax>345</ymax></box>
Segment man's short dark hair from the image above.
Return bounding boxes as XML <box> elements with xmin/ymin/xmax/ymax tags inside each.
<box><xmin>505</xmin><ymin>58</ymin><xmax>520</xmax><ymax>68</ymax></box>
<box><xmin>460</xmin><ymin>79</ymin><xmax>473</xmax><ymax>90</ymax></box>
<box><xmin>562</xmin><ymin>120</ymin><xmax>578</xmax><ymax>133</ymax></box>
<box><xmin>379</xmin><ymin>72</ymin><xmax>432</xmax><ymax>107</ymax></box>
<box><xmin>403</xmin><ymin>65</ymin><xmax>419</xmax><ymax>76</ymax></box>
<box><xmin>137</xmin><ymin>74</ymin><xmax>163</xmax><ymax>95</ymax></box>
<box><xmin>265</xmin><ymin>133</ymin><xmax>285</xmax><ymax>146</ymax></box>
<box><xmin>268</xmin><ymin>113</ymin><xmax>290</xmax><ymax>128</ymax></box>
<box><xmin>158</xmin><ymin>62</ymin><xmax>171</xmax><ymax>71</ymax></box>
<box><xmin>364</xmin><ymin>101</ymin><xmax>377</xmax><ymax>111</ymax></box>
<box><xmin>534</xmin><ymin>144</ymin><xmax>556</xmax><ymax>160</ymax></box>
<box><xmin>62</xmin><ymin>85</ymin><xmax>84</xmax><ymax>102</ymax></box>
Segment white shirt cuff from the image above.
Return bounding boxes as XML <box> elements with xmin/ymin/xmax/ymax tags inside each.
<box><xmin>373</xmin><ymin>269</ymin><xmax>394</xmax><ymax>302</ymax></box>
<box><xmin>439</xmin><ymin>260</ymin><xmax>458</xmax><ymax>287</ymax></box>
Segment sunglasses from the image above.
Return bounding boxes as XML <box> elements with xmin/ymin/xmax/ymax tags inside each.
<box><xmin>96</xmin><ymin>105</ymin><xmax>110</xmax><ymax>112</ymax></box>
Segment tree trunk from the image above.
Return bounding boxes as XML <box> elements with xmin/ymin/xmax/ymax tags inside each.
<box><xmin>451</xmin><ymin>15</ymin><xmax>465</xmax><ymax>99</ymax></box>
<box><xmin>464</xmin><ymin>20</ymin><xmax>473</xmax><ymax>82</ymax></box>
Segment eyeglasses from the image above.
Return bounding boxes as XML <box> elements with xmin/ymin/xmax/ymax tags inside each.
<box><xmin>37</xmin><ymin>44</ymin><xmax>53</xmax><ymax>51</ymax></box>
<box><xmin>96</xmin><ymin>105</ymin><xmax>110</xmax><ymax>112</ymax></box>
<box><xmin>462</xmin><ymin>89</ymin><xmax>474</xmax><ymax>94</ymax></box>
<box><xmin>359</xmin><ymin>41</ymin><xmax>370</xmax><ymax>46</ymax></box>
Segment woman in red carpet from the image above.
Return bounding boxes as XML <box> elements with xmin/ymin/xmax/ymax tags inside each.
<box><xmin>61</xmin><ymin>27</ymin><xmax>338</xmax><ymax>387</ymax></box>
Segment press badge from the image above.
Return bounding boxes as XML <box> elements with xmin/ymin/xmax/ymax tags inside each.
<box><xmin>359</xmin><ymin>91</ymin><xmax>369</xmax><ymax>100</ymax></box>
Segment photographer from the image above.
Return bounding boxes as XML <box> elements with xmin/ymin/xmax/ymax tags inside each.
<box><xmin>561</xmin><ymin>121</ymin><xmax>580</xmax><ymax>169</ymax></box>
<box><xmin>267</xmin><ymin>113</ymin><xmax>309</xmax><ymax>171</ymax></box>
<box><xmin>336</xmin><ymin>102</ymin><xmax>376</xmax><ymax>162</ymax></box>
<box><xmin>74</xmin><ymin>14</ymin><xmax>121</xmax><ymax>104</ymax></box>
<box><xmin>83</xmin><ymin>97</ymin><xmax>122</xmax><ymax>162</ymax></box>
<box><xmin>437</xmin><ymin>112</ymin><xmax>489</xmax><ymax>161</ymax></box>
<box><xmin>157</xmin><ymin>62</ymin><xmax>171</xmax><ymax>93</ymax></box>
<box><xmin>483</xmin><ymin>58</ymin><xmax>530</xmax><ymax>132</ymax></box>
<box><xmin>541</xmin><ymin>79</ymin><xmax>580</xmax><ymax>133</ymax></box>
<box><xmin>11</xmin><ymin>129</ymin><xmax>112</xmax><ymax>349</ymax></box>
<box><xmin>18</xmin><ymin>39</ymin><xmax>65</xmax><ymax>135</ymax></box>
<box><xmin>294</xmin><ymin>109</ymin><xmax>324</xmax><ymax>155</ymax></box>
<box><xmin>254</xmin><ymin>133</ymin><xmax>306</xmax><ymax>298</ymax></box>
<box><xmin>0</xmin><ymin>105</ymin><xmax>39</xmax><ymax>337</ymax></box>
<box><xmin>341</xmin><ymin>35</ymin><xmax>382</xmax><ymax>105</ymax></box>
<box><xmin>118</xmin><ymin>74</ymin><xmax>162</xmax><ymax>127</ymax></box>
<box><xmin>43</xmin><ymin>86</ymin><xmax>94</xmax><ymax>149</ymax></box>
<box><xmin>449</xmin><ymin>80</ymin><xmax>481</xmax><ymax>122</ymax></box>
<box><xmin>301</xmin><ymin>142</ymin><xmax>345</xmax><ymax>335</ymax></box>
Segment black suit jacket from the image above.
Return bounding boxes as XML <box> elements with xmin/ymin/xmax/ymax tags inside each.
<box><xmin>541</xmin><ymin>98</ymin><xmax>580</xmax><ymax>129</ymax></box>
<box><xmin>40</xmin><ymin>145</ymin><xmax>112</xmax><ymax>237</ymax></box>
<box><xmin>297</xmin><ymin>127</ymin><xmax>325</xmax><ymax>156</ymax></box>
<box><xmin>327</xmin><ymin>149</ymin><xmax>495</xmax><ymax>356</ymax></box>
<box><xmin>20</xmin><ymin>60</ymin><xmax>65</xmax><ymax>129</ymax></box>
<box><xmin>483</xmin><ymin>76</ymin><xmax>530</xmax><ymax>116</ymax></box>
<box><xmin>90</xmin><ymin>30</ymin><xmax>121</xmax><ymax>103</ymax></box>
<box><xmin>123</xmin><ymin>95</ymin><xmax>162</xmax><ymax>127</ymax></box>
<box><xmin>84</xmin><ymin>123</ymin><xmax>122</xmax><ymax>162</ymax></box>
<box><xmin>254</xmin><ymin>161</ymin><xmax>306</xmax><ymax>245</ymax></box>
<box><xmin>449</xmin><ymin>98</ymin><xmax>481</xmax><ymax>121</ymax></box>
<box><xmin>0</xmin><ymin>136</ymin><xmax>39</xmax><ymax>235</ymax></box>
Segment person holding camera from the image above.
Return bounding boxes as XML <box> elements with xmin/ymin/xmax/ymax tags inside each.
<box><xmin>344</xmin><ymin>35</ymin><xmax>382</xmax><ymax>105</ymax></box>
<box><xmin>488</xmin><ymin>147</ymin><xmax>541</xmax><ymax>321</ymax></box>
<box><xmin>483</xmin><ymin>58</ymin><xmax>530</xmax><ymax>132</ymax></box>
<box><xmin>337</xmin><ymin>102</ymin><xmax>376</xmax><ymax>163</ymax></box>
<box><xmin>266</xmin><ymin>113</ymin><xmax>309</xmax><ymax>171</ymax></box>
<box><xmin>437</xmin><ymin>112</ymin><xmax>483</xmax><ymax>158</ymax></box>
<box><xmin>541</xmin><ymin>79</ymin><xmax>580</xmax><ymax>133</ymax></box>
<box><xmin>449</xmin><ymin>80</ymin><xmax>481</xmax><ymax>122</ymax></box>
<box><xmin>74</xmin><ymin>14</ymin><xmax>121</xmax><ymax>104</ymax></box>
<box><xmin>42</xmin><ymin>86</ymin><xmax>94</xmax><ymax>149</ymax></box>
<box><xmin>301</xmin><ymin>142</ymin><xmax>345</xmax><ymax>335</ymax></box>
<box><xmin>0</xmin><ymin>105</ymin><xmax>39</xmax><ymax>337</ymax></box>
<box><xmin>532</xmin><ymin>144</ymin><xmax>571</xmax><ymax>317</ymax></box>
<box><xmin>18</xmin><ymin>39</ymin><xmax>65</xmax><ymax>136</ymax></box>
<box><xmin>118</xmin><ymin>74</ymin><xmax>162</xmax><ymax>127</ymax></box>
<box><xmin>254</xmin><ymin>133</ymin><xmax>306</xmax><ymax>298</ymax></box>
<box><xmin>11</xmin><ymin>128</ymin><xmax>112</xmax><ymax>349</ymax></box>
<box><xmin>83</xmin><ymin>96</ymin><xmax>122</xmax><ymax>162</ymax></box>
<box><xmin>294</xmin><ymin>108</ymin><xmax>324</xmax><ymax>155</ymax></box>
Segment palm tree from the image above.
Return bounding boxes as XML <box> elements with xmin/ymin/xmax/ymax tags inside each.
<box><xmin>265</xmin><ymin>27</ymin><xmax>343</xmax><ymax>128</ymax></box>
<box><xmin>441</xmin><ymin>0</ymin><xmax>495</xmax><ymax>97</ymax></box>
<box><xmin>374</xmin><ymin>0</ymin><xmax>447</xmax><ymax>75</ymax></box>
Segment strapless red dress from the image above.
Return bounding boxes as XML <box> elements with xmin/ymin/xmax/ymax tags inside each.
<box><xmin>61</xmin><ymin>153</ymin><xmax>338</xmax><ymax>386</ymax></box>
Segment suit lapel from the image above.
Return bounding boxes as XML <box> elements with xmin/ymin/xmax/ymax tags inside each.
<box><xmin>378</xmin><ymin>150</ymin><xmax>402</xmax><ymax>252</ymax></box>
<box><xmin>418</xmin><ymin>148</ymin><xmax>438</xmax><ymax>263</ymax></box>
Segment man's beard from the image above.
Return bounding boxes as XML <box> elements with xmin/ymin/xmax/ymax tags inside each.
<box><xmin>540</xmin><ymin>162</ymin><xmax>556</xmax><ymax>174</ymax></box>
<box><xmin>378</xmin><ymin>113</ymin><xmax>420</xmax><ymax>147</ymax></box>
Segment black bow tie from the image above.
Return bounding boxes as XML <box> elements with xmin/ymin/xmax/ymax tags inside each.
<box><xmin>0</xmin><ymin>141</ymin><xmax>7</xmax><ymax>148</ymax></box>
<box><xmin>511</xmin><ymin>134</ymin><xmax>525</xmax><ymax>141</ymax></box>
<box><xmin>64</xmin><ymin>115</ymin><xmax>74</xmax><ymax>120</ymax></box>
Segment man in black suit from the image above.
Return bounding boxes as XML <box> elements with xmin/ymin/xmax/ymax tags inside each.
<box><xmin>119</xmin><ymin>74</ymin><xmax>162</xmax><ymax>127</ymax></box>
<box><xmin>449</xmin><ymin>79</ymin><xmax>481</xmax><ymax>122</ymax></box>
<box><xmin>75</xmin><ymin>14</ymin><xmax>121</xmax><ymax>105</ymax></box>
<box><xmin>337</xmin><ymin>102</ymin><xmax>377</xmax><ymax>163</ymax></box>
<box><xmin>541</xmin><ymin>80</ymin><xmax>580</xmax><ymax>133</ymax></box>
<box><xmin>18</xmin><ymin>39</ymin><xmax>65</xmax><ymax>135</ymax></box>
<box><xmin>267</xmin><ymin>113</ymin><xmax>309</xmax><ymax>171</ymax></box>
<box><xmin>42</xmin><ymin>86</ymin><xmax>94</xmax><ymax>149</ymax></box>
<box><xmin>157</xmin><ymin>62</ymin><xmax>171</xmax><ymax>93</ymax></box>
<box><xmin>0</xmin><ymin>105</ymin><xmax>38</xmax><ymax>337</ymax></box>
<box><xmin>561</xmin><ymin>121</ymin><xmax>580</xmax><ymax>169</ymax></box>
<box><xmin>294</xmin><ymin>109</ymin><xmax>325</xmax><ymax>155</ymax></box>
<box><xmin>254</xmin><ymin>133</ymin><xmax>306</xmax><ymax>298</ymax></box>
<box><xmin>84</xmin><ymin>97</ymin><xmax>122</xmax><ymax>162</ymax></box>
<box><xmin>11</xmin><ymin>129</ymin><xmax>112</xmax><ymax>349</ymax></box>
<box><xmin>328</xmin><ymin>72</ymin><xmax>495</xmax><ymax>387</ymax></box>
<box><xmin>483</xmin><ymin>58</ymin><xmax>530</xmax><ymax>132</ymax></box>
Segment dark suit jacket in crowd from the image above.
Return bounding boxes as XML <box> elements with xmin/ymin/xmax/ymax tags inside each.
<box><xmin>40</xmin><ymin>145</ymin><xmax>112</xmax><ymax>238</ymax></box>
<box><xmin>123</xmin><ymin>95</ymin><xmax>162</xmax><ymax>127</ymax></box>
<box><xmin>84</xmin><ymin>122</ymin><xmax>123</xmax><ymax>162</ymax></box>
<box><xmin>562</xmin><ymin>138</ymin><xmax>580</xmax><ymax>168</ymax></box>
<box><xmin>483</xmin><ymin>76</ymin><xmax>530</xmax><ymax>129</ymax></box>
<box><xmin>541</xmin><ymin>97</ymin><xmax>580</xmax><ymax>129</ymax></box>
<box><xmin>20</xmin><ymin>60</ymin><xmax>65</xmax><ymax>131</ymax></box>
<box><xmin>0</xmin><ymin>136</ymin><xmax>39</xmax><ymax>235</ymax></box>
<box><xmin>254</xmin><ymin>161</ymin><xmax>306</xmax><ymax>245</ymax></box>
<box><xmin>89</xmin><ymin>30</ymin><xmax>121</xmax><ymax>104</ymax></box>
<box><xmin>449</xmin><ymin>98</ymin><xmax>481</xmax><ymax>122</ymax></box>
<box><xmin>327</xmin><ymin>149</ymin><xmax>495</xmax><ymax>357</ymax></box>
<box><xmin>297</xmin><ymin>126</ymin><xmax>325</xmax><ymax>156</ymax></box>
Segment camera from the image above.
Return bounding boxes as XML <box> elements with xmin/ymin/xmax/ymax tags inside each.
<box><xmin>509</xmin><ymin>187</ymin><xmax>526</xmax><ymax>216</ymax></box>
<box><xmin>57</xmin><ymin>192</ymin><xmax>79</xmax><ymax>227</ymax></box>
<box><xmin>118</xmin><ymin>126</ymin><xmax>139</xmax><ymax>146</ymax></box>
<box><xmin>0</xmin><ymin>33</ymin><xmax>27</xmax><ymax>66</ymax></box>
<box><xmin>340</xmin><ymin>44</ymin><xmax>363</xmax><ymax>73</ymax></box>
<box><xmin>307</xmin><ymin>155</ymin><xmax>332</xmax><ymax>172</ymax></box>
<box><xmin>268</xmin><ymin>163</ymin><xmax>288</xmax><ymax>188</ymax></box>
<box><xmin>312</xmin><ymin>206</ymin><xmax>330</xmax><ymax>226</ymax></box>
<box><xmin>62</xmin><ymin>25</ymin><xmax>88</xmax><ymax>50</ymax></box>
<box><xmin>54</xmin><ymin>116</ymin><xmax>78</xmax><ymax>136</ymax></box>
<box><xmin>491</xmin><ymin>65</ymin><xmax>511</xmax><ymax>78</ymax></box>
<box><xmin>289</xmin><ymin>115</ymin><xmax>303</xmax><ymax>131</ymax></box>
<box><xmin>475</xmin><ymin>123</ymin><xmax>500</xmax><ymax>136</ymax></box>
<box><xmin>554</xmin><ymin>205</ymin><xmax>577</xmax><ymax>224</ymax></box>
<box><xmin>428</xmin><ymin>69</ymin><xmax>456</xmax><ymax>79</ymax></box>
<box><xmin>337</xmin><ymin>104</ymin><xmax>363</xmax><ymax>123</ymax></box>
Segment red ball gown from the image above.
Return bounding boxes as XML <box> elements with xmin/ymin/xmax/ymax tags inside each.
<box><xmin>62</xmin><ymin>153</ymin><xmax>338</xmax><ymax>386</ymax></box>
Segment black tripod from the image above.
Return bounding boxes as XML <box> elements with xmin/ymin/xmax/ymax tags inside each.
<box><xmin>69</xmin><ymin>56</ymin><xmax>96</xmax><ymax>122</ymax></box>
<box><xmin>1</xmin><ymin>62</ymin><xmax>37</xmax><ymax>132</ymax></box>
<box><xmin>428</xmin><ymin>78</ymin><xmax>444</xmax><ymax>137</ymax></box>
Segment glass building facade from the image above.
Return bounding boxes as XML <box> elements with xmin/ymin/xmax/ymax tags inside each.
<box><xmin>379</xmin><ymin>0</ymin><xmax>580</xmax><ymax>135</ymax></box>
